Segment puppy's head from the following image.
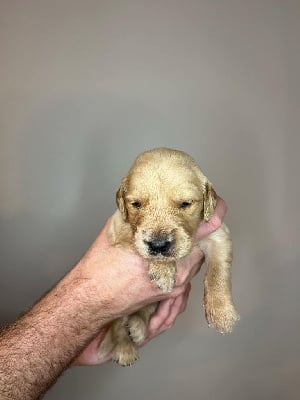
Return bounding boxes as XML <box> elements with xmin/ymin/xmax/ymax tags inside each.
<box><xmin>116</xmin><ymin>148</ymin><xmax>217</xmax><ymax>260</ymax></box>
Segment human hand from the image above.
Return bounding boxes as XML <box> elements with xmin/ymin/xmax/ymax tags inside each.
<box><xmin>73</xmin><ymin>246</ymin><xmax>200</xmax><ymax>366</ymax></box>
<box><xmin>73</xmin><ymin>197</ymin><xmax>227</xmax><ymax>366</ymax></box>
<box><xmin>73</xmin><ymin>283</ymin><xmax>191</xmax><ymax>366</ymax></box>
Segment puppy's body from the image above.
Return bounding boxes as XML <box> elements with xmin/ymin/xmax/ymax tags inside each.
<box><xmin>99</xmin><ymin>148</ymin><xmax>239</xmax><ymax>365</ymax></box>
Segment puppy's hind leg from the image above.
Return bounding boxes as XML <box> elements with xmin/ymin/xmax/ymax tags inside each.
<box><xmin>112</xmin><ymin>316</ymin><xmax>140</xmax><ymax>366</ymax></box>
<box><xmin>99</xmin><ymin>317</ymin><xmax>139</xmax><ymax>366</ymax></box>
<box><xmin>128</xmin><ymin>303</ymin><xmax>158</xmax><ymax>345</ymax></box>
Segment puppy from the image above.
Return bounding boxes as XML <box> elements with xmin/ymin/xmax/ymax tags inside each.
<box><xmin>98</xmin><ymin>148</ymin><xmax>239</xmax><ymax>366</ymax></box>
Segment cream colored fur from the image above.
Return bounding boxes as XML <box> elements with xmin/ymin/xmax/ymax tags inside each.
<box><xmin>98</xmin><ymin>148</ymin><xmax>239</xmax><ymax>366</ymax></box>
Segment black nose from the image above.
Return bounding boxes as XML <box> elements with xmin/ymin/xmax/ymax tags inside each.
<box><xmin>146</xmin><ymin>239</ymin><xmax>172</xmax><ymax>255</ymax></box>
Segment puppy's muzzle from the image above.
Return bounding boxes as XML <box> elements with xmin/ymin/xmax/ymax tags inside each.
<box><xmin>144</xmin><ymin>237</ymin><xmax>174</xmax><ymax>256</ymax></box>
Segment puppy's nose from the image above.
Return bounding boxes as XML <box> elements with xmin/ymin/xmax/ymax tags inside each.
<box><xmin>147</xmin><ymin>239</ymin><xmax>172</xmax><ymax>255</ymax></box>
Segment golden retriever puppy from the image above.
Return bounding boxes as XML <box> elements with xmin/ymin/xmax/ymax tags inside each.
<box><xmin>98</xmin><ymin>148</ymin><xmax>239</xmax><ymax>366</ymax></box>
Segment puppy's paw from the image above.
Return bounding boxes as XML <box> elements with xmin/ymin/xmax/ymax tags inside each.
<box><xmin>148</xmin><ymin>261</ymin><xmax>177</xmax><ymax>293</ymax></box>
<box><xmin>205</xmin><ymin>297</ymin><xmax>239</xmax><ymax>334</ymax></box>
<box><xmin>149</xmin><ymin>272</ymin><xmax>176</xmax><ymax>293</ymax></box>
<box><xmin>128</xmin><ymin>315</ymin><xmax>147</xmax><ymax>345</ymax></box>
<box><xmin>113</xmin><ymin>342</ymin><xmax>139</xmax><ymax>367</ymax></box>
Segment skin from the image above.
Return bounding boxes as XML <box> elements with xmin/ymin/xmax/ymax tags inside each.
<box><xmin>0</xmin><ymin>198</ymin><xmax>226</xmax><ymax>400</ymax></box>
<box><xmin>75</xmin><ymin>197</ymin><xmax>227</xmax><ymax>366</ymax></box>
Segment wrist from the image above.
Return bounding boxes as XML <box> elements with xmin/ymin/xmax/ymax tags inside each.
<box><xmin>69</xmin><ymin>260</ymin><xmax>115</xmax><ymax>325</ymax></box>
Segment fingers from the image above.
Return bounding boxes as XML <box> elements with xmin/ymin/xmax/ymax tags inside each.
<box><xmin>195</xmin><ymin>196</ymin><xmax>227</xmax><ymax>240</ymax></box>
<box><xmin>74</xmin><ymin>282</ymin><xmax>192</xmax><ymax>365</ymax></box>
<box><xmin>143</xmin><ymin>283</ymin><xmax>191</xmax><ymax>345</ymax></box>
<box><xmin>164</xmin><ymin>283</ymin><xmax>191</xmax><ymax>326</ymax></box>
<box><xmin>175</xmin><ymin>246</ymin><xmax>204</xmax><ymax>288</ymax></box>
<box><xmin>147</xmin><ymin>298</ymin><xmax>175</xmax><ymax>334</ymax></box>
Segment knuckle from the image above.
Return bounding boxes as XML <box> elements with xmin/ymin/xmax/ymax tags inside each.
<box><xmin>165</xmin><ymin>321</ymin><xmax>174</xmax><ymax>329</ymax></box>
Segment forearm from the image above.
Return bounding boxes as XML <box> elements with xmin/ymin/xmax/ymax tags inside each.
<box><xmin>0</xmin><ymin>218</ymin><xmax>157</xmax><ymax>400</ymax></box>
<box><xmin>0</xmin><ymin>265</ymin><xmax>110</xmax><ymax>400</ymax></box>
<box><xmin>0</xmin><ymin>201</ymin><xmax>223</xmax><ymax>398</ymax></box>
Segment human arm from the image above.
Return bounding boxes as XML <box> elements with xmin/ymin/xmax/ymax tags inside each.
<box><xmin>0</xmin><ymin>198</ymin><xmax>227</xmax><ymax>399</ymax></box>
<box><xmin>0</xmin><ymin>224</ymin><xmax>170</xmax><ymax>400</ymax></box>
<box><xmin>0</xmin><ymin>224</ymin><xmax>202</xmax><ymax>399</ymax></box>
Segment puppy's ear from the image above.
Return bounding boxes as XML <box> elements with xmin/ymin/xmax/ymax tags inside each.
<box><xmin>116</xmin><ymin>177</ymin><xmax>128</xmax><ymax>221</ymax></box>
<box><xmin>202</xmin><ymin>179</ymin><xmax>217</xmax><ymax>222</ymax></box>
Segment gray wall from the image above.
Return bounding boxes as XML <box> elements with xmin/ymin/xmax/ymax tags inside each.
<box><xmin>1</xmin><ymin>1</ymin><xmax>299</xmax><ymax>399</ymax></box>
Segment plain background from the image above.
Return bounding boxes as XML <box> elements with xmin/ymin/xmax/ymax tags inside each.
<box><xmin>1</xmin><ymin>1</ymin><xmax>299</xmax><ymax>399</ymax></box>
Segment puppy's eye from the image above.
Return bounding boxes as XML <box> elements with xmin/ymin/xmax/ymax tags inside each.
<box><xmin>131</xmin><ymin>201</ymin><xmax>141</xmax><ymax>209</ymax></box>
<box><xmin>179</xmin><ymin>201</ymin><xmax>193</xmax><ymax>209</ymax></box>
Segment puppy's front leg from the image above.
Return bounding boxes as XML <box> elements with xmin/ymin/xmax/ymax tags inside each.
<box><xmin>200</xmin><ymin>223</ymin><xmax>239</xmax><ymax>333</ymax></box>
<box><xmin>149</xmin><ymin>261</ymin><xmax>177</xmax><ymax>293</ymax></box>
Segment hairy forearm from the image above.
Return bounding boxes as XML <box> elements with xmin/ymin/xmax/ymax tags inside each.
<box><xmin>0</xmin><ymin>220</ymin><xmax>155</xmax><ymax>400</ymax></box>
<box><xmin>0</xmin><ymin>204</ymin><xmax>216</xmax><ymax>399</ymax></box>
<box><xmin>0</xmin><ymin>265</ymin><xmax>111</xmax><ymax>400</ymax></box>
